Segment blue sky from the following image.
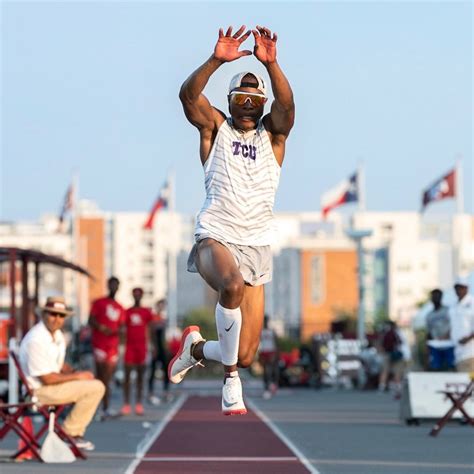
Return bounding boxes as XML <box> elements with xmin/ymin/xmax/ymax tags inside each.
<box><xmin>1</xmin><ymin>1</ymin><xmax>472</xmax><ymax>220</ymax></box>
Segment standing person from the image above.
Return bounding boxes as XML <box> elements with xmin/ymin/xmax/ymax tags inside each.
<box><xmin>147</xmin><ymin>298</ymin><xmax>171</xmax><ymax>405</ymax></box>
<box><xmin>450</xmin><ymin>277</ymin><xmax>474</xmax><ymax>373</ymax></box>
<box><xmin>378</xmin><ymin>321</ymin><xmax>405</xmax><ymax>398</ymax></box>
<box><xmin>88</xmin><ymin>276</ymin><xmax>125</xmax><ymax>419</ymax></box>
<box><xmin>19</xmin><ymin>296</ymin><xmax>105</xmax><ymax>450</ymax></box>
<box><xmin>121</xmin><ymin>288</ymin><xmax>153</xmax><ymax>415</ymax></box>
<box><xmin>426</xmin><ymin>289</ymin><xmax>455</xmax><ymax>371</ymax></box>
<box><xmin>259</xmin><ymin>315</ymin><xmax>279</xmax><ymax>399</ymax></box>
<box><xmin>169</xmin><ymin>25</ymin><xmax>295</xmax><ymax>415</ymax></box>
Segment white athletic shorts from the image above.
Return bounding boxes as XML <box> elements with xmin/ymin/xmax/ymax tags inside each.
<box><xmin>187</xmin><ymin>234</ymin><xmax>273</xmax><ymax>286</ymax></box>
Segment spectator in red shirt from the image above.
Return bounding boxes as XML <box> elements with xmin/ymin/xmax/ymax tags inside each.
<box><xmin>121</xmin><ymin>288</ymin><xmax>153</xmax><ymax>415</ymax></box>
<box><xmin>88</xmin><ymin>276</ymin><xmax>125</xmax><ymax>419</ymax></box>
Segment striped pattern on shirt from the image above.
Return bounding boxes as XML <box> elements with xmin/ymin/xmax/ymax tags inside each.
<box><xmin>195</xmin><ymin>118</ymin><xmax>281</xmax><ymax>246</ymax></box>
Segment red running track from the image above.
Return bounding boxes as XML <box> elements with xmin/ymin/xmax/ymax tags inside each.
<box><xmin>133</xmin><ymin>395</ymin><xmax>311</xmax><ymax>474</ymax></box>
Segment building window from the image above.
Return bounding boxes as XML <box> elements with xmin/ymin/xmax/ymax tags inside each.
<box><xmin>310</xmin><ymin>255</ymin><xmax>324</xmax><ymax>304</ymax></box>
<box><xmin>396</xmin><ymin>263</ymin><xmax>411</xmax><ymax>272</ymax></box>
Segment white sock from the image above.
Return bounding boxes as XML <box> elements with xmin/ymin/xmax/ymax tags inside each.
<box><xmin>215</xmin><ymin>302</ymin><xmax>242</xmax><ymax>366</ymax></box>
<box><xmin>203</xmin><ymin>341</ymin><xmax>222</xmax><ymax>362</ymax></box>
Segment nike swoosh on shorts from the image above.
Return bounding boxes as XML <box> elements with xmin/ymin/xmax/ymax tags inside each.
<box><xmin>225</xmin><ymin>321</ymin><xmax>235</xmax><ymax>332</ymax></box>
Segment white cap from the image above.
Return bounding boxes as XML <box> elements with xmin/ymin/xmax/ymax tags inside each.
<box><xmin>454</xmin><ymin>276</ymin><xmax>469</xmax><ymax>287</ymax></box>
<box><xmin>229</xmin><ymin>72</ymin><xmax>267</xmax><ymax>96</ymax></box>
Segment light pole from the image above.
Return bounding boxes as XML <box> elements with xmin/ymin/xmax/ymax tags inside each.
<box><xmin>346</xmin><ymin>228</ymin><xmax>372</xmax><ymax>388</ymax></box>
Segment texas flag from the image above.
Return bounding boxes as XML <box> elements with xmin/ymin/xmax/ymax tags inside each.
<box><xmin>143</xmin><ymin>180</ymin><xmax>170</xmax><ymax>230</ymax></box>
<box><xmin>58</xmin><ymin>183</ymin><xmax>74</xmax><ymax>224</ymax></box>
<box><xmin>321</xmin><ymin>172</ymin><xmax>359</xmax><ymax>218</ymax></box>
<box><xmin>421</xmin><ymin>168</ymin><xmax>456</xmax><ymax>211</ymax></box>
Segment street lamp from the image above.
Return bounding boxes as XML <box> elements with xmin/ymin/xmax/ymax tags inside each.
<box><xmin>346</xmin><ymin>228</ymin><xmax>373</xmax><ymax>388</ymax></box>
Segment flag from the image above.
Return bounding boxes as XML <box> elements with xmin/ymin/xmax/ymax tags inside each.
<box><xmin>321</xmin><ymin>171</ymin><xmax>359</xmax><ymax>218</ymax></box>
<box><xmin>58</xmin><ymin>183</ymin><xmax>74</xmax><ymax>225</ymax></box>
<box><xmin>143</xmin><ymin>181</ymin><xmax>170</xmax><ymax>230</ymax></box>
<box><xmin>421</xmin><ymin>168</ymin><xmax>456</xmax><ymax>211</ymax></box>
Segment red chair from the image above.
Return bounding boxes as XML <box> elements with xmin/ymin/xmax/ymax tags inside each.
<box><xmin>429</xmin><ymin>375</ymin><xmax>474</xmax><ymax>437</ymax></box>
<box><xmin>0</xmin><ymin>351</ymin><xmax>86</xmax><ymax>461</ymax></box>
<box><xmin>0</xmin><ymin>401</ymin><xmax>43</xmax><ymax>460</ymax></box>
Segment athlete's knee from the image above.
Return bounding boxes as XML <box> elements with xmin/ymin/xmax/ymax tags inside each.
<box><xmin>219</xmin><ymin>276</ymin><xmax>245</xmax><ymax>304</ymax></box>
<box><xmin>238</xmin><ymin>347</ymin><xmax>257</xmax><ymax>368</ymax></box>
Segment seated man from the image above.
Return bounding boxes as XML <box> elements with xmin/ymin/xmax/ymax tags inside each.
<box><xmin>19</xmin><ymin>296</ymin><xmax>105</xmax><ymax>451</ymax></box>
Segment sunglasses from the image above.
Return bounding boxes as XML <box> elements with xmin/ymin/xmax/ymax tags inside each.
<box><xmin>229</xmin><ymin>91</ymin><xmax>267</xmax><ymax>107</ymax></box>
<box><xmin>47</xmin><ymin>311</ymin><xmax>67</xmax><ymax>318</ymax></box>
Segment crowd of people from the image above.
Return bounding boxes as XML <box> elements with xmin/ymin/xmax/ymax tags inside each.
<box><xmin>15</xmin><ymin>274</ymin><xmax>473</xmax><ymax>450</ymax></box>
<box><xmin>424</xmin><ymin>277</ymin><xmax>474</xmax><ymax>373</ymax></box>
<box><xmin>371</xmin><ymin>276</ymin><xmax>474</xmax><ymax>399</ymax></box>
<box><xmin>18</xmin><ymin>276</ymin><xmax>176</xmax><ymax>450</ymax></box>
<box><xmin>88</xmin><ymin>277</ymin><xmax>174</xmax><ymax>419</ymax></box>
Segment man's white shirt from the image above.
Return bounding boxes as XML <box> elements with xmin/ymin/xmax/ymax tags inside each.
<box><xmin>450</xmin><ymin>294</ymin><xmax>474</xmax><ymax>363</ymax></box>
<box><xmin>19</xmin><ymin>321</ymin><xmax>66</xmax><ymax>390</ymax></box>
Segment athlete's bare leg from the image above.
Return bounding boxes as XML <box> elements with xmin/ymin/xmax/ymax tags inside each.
<box><xmin>238</xmin><ymin>284</ymin><xmax>265</xmax><ymax>367</ymax></box>
<box><xmin>192</xmin><ymin>238</ymin><xmax>264</xmax><ymax>369</ymax></box>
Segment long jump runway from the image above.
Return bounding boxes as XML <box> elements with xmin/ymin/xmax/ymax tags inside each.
<box><xmin>128</xmin><ymin>395</ymin><xmax>313</xmax><ymax>474</ymax></box>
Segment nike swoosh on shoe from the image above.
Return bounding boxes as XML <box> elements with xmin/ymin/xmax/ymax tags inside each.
<box><xmin>222</xmin><ymin>399</ymin><xmax>238</xmax><ymax>408</ymax></box>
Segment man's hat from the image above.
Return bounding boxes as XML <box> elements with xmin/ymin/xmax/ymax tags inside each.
<box><xmin>229</xmin><ymin>72</ymin><xmax>267</xmax><ymax>96</ymax></box>
<box><xmin>454</xmin><ymin>276</ymin><xmax>469</xmax><ymax>288</ymax></box>
<box><xmin>40</xmin><ymin>296</ymin><xmax>73</xmax><ymax>316</ymax></box>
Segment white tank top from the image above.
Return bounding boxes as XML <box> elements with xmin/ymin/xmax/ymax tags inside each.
<box><xmin>195</xmin><ymin>118</ymin><xmax>281</xmax><ymax>246</ymax></box>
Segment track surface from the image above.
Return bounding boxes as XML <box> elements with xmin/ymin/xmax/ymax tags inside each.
<box><xmin>133</xmin><ymin>395</ymin><xmax>311</xmax><ymax>473</ymax></box>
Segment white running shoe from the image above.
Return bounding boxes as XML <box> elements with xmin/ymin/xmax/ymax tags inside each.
<box><xmin>168</xmin><ymin>325</ymin><xmax>204</xmax><ymax>384</ymax></box>
<box><xmin>222</xmin><ymin>375</ymin><xmax>247</xmax><ymax>416</ymax></box>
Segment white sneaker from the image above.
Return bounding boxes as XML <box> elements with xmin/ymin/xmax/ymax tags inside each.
<box><xmin>262</xmin><ymin>390</ymin><xmax>271</xmax><ymax>400</ymax></box>
<box><xmin>168</xmin><ymin>325</ymin><xmax>204</xmax><ymax>384</ymax></box>
<box><xmin>147</xmin><ymin>395</ymin><xmax>161</xmax><ymax>406</ymax></box>
<box><xmin>222</xmin><ymin>375</ymin><xmax>247</xmax><ymax>416</ymax></box>
<box><xmin>72</xmin><ymin>436</ymin><xmax>95</xmax><ymax>451</ymax></box>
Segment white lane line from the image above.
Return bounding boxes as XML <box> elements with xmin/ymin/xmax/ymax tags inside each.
<box><xmin>246</xmin><ymin>398</ymin><xmax>320</xmax><ymax>474</ymax></box>
<box><xmin>123</xmin><ymin>393</ymin><xmax>187</xmax><ymax>474</ymax></box>
<box><xmin>314</xmin><ymin>459</ymin><xmax>474</xmax><ymax>469</ymax></box>
<box><xmin>141</xmin><ymin>456</ymin><xmax>299</xmax><ymax>462</ymax></box>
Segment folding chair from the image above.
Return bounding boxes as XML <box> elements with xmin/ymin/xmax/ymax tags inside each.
<box><xmin>429</xmin><ymin>375</ymin><xmax>474</xmax><ymax>437</ymax></box>
<box><xmin>0</xmin><ymin>401</ymin><xmax>43</xmax><ymax>461</ymax></box>
<box><xmin>0</xmin><ymin>351</ymin><xmax>87</xmax><ymax>461</ymax></box>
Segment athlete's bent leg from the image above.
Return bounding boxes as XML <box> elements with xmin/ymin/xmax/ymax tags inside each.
<box><xmin>238</xmin><ymin>284</ymin><xmax>265</xmax><ymax>368</ymax></box>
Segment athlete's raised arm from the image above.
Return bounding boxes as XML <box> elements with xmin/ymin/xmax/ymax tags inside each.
<box><xmin>179</xmin><ymin>26</ymin><xmax>252</xmax><ymax>132</ymax></box>
<box><xmin>253</xmin><ymin>26</ymin><xmax>295</xmax><ymax>140</ymax></box>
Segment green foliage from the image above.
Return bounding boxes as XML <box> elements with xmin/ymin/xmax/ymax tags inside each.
<box><xmin>181</xmin><ymin>307</ymin><xmax>217</xmax><ymax>340</ymax></box>
<box><xmin>373</xmin><ymin>307</ymin><xmax>390</xmax><ymax>332</ymax></box>
<box><xmin>332</xmin><ymin>306</ymin><xmax>358</xmax><ymax>334</ymax></box>
<box><xmin>277</xmin><ymin>336</ymin><xmax>301</xmax><ymax>352</ymax></box>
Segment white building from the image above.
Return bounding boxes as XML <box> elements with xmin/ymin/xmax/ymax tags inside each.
<box><xmin>0</xmin><ymin>217</ymin><xmax>78</xmax><ymax>312</ymax></box>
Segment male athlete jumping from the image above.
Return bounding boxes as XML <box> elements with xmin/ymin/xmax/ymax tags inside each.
<box><xmin>169</xmin><ymin>25</ymin><xmax>294</xmax><ymax>415</ymax></box>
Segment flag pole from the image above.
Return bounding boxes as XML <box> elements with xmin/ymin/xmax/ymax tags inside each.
<box><xmin>456</xmin><ymin>157</ymin><xmax>464</xmax><ymax>214</ymax></box>
<box><xmin>71</xmin><ymin>172</ymin><xmax>82</xmax><ymax>332</ymax></box>
<box><xmin>166</xmin><ymin>170</ymin><xmax>178</xmax><ymax>335</ymax></box>
<box><xmin>358</xmin><ymin>160</ymin><xmax>365</xmax><ymax>212</ymax></box>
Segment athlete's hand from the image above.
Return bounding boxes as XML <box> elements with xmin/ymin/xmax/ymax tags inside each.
<box><xmin>252</xmin><ymin>26</ymin><xmax>277</xmax><ymax>65</ymax></box>
<box><xmin>214</xmin><ymin>25</ymin><xmax>252</xmax><ymax>62</ymax></box>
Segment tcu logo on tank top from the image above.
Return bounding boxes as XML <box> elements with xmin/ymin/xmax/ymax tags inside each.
<box><xmin>232</xmin><ymin>141</ymin><xmax>257</xmax><ymax>160</ymax></box>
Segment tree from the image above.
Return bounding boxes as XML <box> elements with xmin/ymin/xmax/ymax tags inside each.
<box><xmin>182</xmin><ymin>307</ymin><xmax>217</xmax><ymax>340</ymax></box>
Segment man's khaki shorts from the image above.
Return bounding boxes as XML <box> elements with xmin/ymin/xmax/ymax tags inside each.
<box><xmin>187</xmin><ymin>234</ymin><xmax>272</xmax><ymax>286</ymax></box>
